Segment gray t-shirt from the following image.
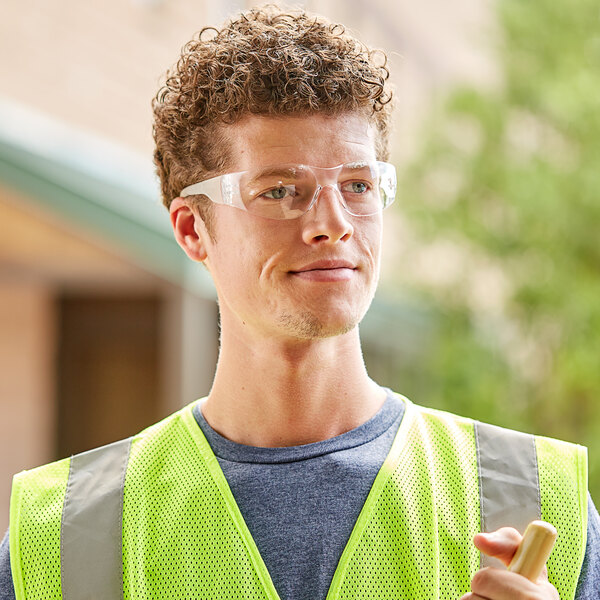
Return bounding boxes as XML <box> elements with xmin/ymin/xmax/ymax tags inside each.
<box><xmin>190</xmin><ymin>392</ymin><xmax>405</xmax><ymax>600</ymax></box>
<box><xmin>2</xmin><ymin>392</ymin><xmax>599</xmax><ymax>598</ymax></box>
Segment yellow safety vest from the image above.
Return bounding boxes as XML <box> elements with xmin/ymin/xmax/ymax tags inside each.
<box><xmin>10</xmin><ymin>395</ymin><xmax>588</xmax><ymax>599</ymax></box>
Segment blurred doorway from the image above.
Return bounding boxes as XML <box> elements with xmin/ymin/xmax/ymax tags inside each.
<box><xmin>56</xmin><ymin>295</ymin><xmax>162</xmax><ymax>457</ymax></box>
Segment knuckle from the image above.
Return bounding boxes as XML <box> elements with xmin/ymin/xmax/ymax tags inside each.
<box><xmin>541</xmin><ymin>582</ymin><xmax>561</xmax><ymax>600</ymax></box>
<box><xmin>470</xmin><ymin>567</ymin><xmax>490</xmax><ymax>590</ymax></box>
<box><xmin>498</xmin><ymin>526</ymin><xmax>522</xmax><ymax>542</ymax></box>
<box><xmin>521</xmin><ymin>583</ymin><xmax>559</xmax><ymax>600</ymax></box>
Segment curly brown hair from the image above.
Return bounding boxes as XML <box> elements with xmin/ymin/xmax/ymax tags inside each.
<box><xmin>152</xmin><ymin>4</ymin><xmax>393</xmax><ymax>222</ymax></box>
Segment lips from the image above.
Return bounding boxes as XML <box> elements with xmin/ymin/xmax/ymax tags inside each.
<box><xmin>290</xmin><ymin>259</ymin><xmax>356</xmax><ymax>273</ymax></box>
<box><xmin>289</xmin><ymin>259</ymin><xmax>357</xmax><ymax>282</ymax></box>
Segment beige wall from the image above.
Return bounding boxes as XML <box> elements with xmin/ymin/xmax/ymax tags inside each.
<box><xmin>0</xmin><ymin>283</ymin><xmax>55</xmax><ymax>533</ymax></box>
<box><xmin>0</xmin><ymin>0</ymin><xmax>497</xmax><ymax>162</ymax></box>
<box><xmin>1</xmin><ymin>0</ymin><xmax>212</xmax><ymax>155</ymax></box>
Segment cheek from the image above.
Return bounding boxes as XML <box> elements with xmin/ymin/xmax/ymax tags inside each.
<box><xmin>356</xmin><ymin>220</ymin><xmax>383</xmax><ymax>264</ymax></box>
<box><xmin>370</xmin><ymin>218</ymin><xmax>384</xmax><ymax>255</ymax></box>
<box><xmin>211</xmin><ymin>245</ymin><xmax>272</xmax><ymax>309</ymax></box>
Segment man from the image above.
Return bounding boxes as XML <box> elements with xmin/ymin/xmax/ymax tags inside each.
<box><xmin>1</xmin><ymin>5</ymin><xmax>599</xmax><ymax>599</ymax></box>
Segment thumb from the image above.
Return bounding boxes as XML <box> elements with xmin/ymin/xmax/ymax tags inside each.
<box><xmin>473</xmin><ymin>527</ymin><xmax>522</xmax><ymax>567</ymax></box>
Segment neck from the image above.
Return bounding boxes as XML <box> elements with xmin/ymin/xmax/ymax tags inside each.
<box><xmin>202</xmin><ymin>322</ymin><xmax>385</xmax><ymax>447</ymax></box>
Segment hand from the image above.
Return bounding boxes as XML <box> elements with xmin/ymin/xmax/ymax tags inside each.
<box><xmin>459</xmin><ymin>527</ymin><xmax>559</xmax><ymax>599</ymax></box>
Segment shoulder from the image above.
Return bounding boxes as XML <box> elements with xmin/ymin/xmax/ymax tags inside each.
<box><xmin>0</xmin><ymin>530</ymin><xmax>16</xmax><ymax>600</ymax></box>
<box><xmin>393</xmin><ymin>392</ymin><xmax>587</xmax><ymax>454</ymax></box>
<box><xmin>14</xmin><ymin>400</ymin><xmax>202</xmax><ymax>482</ymax></box>
<box><xmin>576</xmin><ymin>494</ymin><xmax>600</xmax><ymax>599</ymax></box>
<box><xmin>10</xmin><ymin>401</ymin><xmax>204</xmax><ymax>535</ymax></box>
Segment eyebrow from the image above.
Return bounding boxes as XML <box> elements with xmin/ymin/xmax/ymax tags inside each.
<box><xmin>339</xmin><ymin>162</ymin><xmax>371</xmax><ymax>173</ymax></box>
<box><xmin>249</xmin><ymin>166</ymin><xmax>304</xmax><ymax>181</ymax></box>
<box><xmin>343</xmin><ymin>161</ymin><xmax>370</xmax><ymax>169</ymax></box>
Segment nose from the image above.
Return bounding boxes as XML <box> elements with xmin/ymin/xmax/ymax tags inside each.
<box><xmin>301</xmin><ymin>185</ymin><xmax>354</xmax><ymax>245</ymax></box>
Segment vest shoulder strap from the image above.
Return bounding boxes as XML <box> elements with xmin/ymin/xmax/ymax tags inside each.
<box><xmin>407</xmin><ymin>399</ymin><xmax>588</xmax><ymax>599</ymax></box>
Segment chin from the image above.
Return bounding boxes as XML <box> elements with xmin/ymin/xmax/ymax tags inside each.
<box><xmin>276</xmin><ymin>309</ymin><xmax>362</xmax><ymax>340</ymax></box>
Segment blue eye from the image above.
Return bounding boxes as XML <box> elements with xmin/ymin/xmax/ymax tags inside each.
<box><xmin>341</xmin><ymin>181</ymin><xmax>370</xmax><ymax>194</ymax></box>
<box><xmin>264</xmin><ymin>186</ymin><xmax>291</xmax><ymax>200</ymax></box>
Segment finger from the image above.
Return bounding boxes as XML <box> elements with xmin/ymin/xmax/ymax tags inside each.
<box><xmin>471</xmin><ymin>566</ymin><xmax>559</xmax><ymax>599</ymax></box>
<box><xmin>473</xmin><ymin>527</ymin><xmax>522</xmax><ymax>567</ymax></box>
<box><xmin>536</xmin><ymin>564</ymin><xmax>549</xmax><ymax>584</ymax></box>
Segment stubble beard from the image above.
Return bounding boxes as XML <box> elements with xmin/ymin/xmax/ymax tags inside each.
<box><xmin>275</xmin><ymin>308</ymin><xmax>362</xmax><ymax>340</ymax></box>
<box><xmin>276</xmin><ymin>276</ymin><xmax>380</xmax><ymax>340</ymax></box>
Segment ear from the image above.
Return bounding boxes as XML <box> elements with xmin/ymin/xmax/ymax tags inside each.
<box><xmin>170</xmin><ymin>197</ymin><xmax>210</xmax><ymax>262</ymax></box>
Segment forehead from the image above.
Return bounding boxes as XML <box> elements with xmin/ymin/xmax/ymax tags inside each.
<box><xmin>222</xmin><ymin>112</ymin><xmax>378</xmax><ymax>172</ymax></box>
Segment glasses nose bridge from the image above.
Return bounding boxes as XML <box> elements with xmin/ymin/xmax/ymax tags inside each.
<box><xmin>312</xmin><ymin>164</ymin><xmax>341</xmax><ymax>187</ymax></box>
<box><xmin>308</xmin><ymin>182</ymin><xmax>346</xmax><ymax>214</ymax></box>
<box><xmin>307</xmin><ymin>164</ymin><xmax>346</xmax><ymax>213</ymax></box>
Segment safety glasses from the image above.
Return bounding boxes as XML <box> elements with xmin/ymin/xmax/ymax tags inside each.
<box><xmin>178</xmin><ymin>160</ymin><xmax>396</xmax><ymax>220</ymax></box>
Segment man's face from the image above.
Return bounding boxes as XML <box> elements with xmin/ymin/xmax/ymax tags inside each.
<box><xmin>192</xmin><ymin>112</ymin><xmax>383</xmax><ymax>342</ymax></box>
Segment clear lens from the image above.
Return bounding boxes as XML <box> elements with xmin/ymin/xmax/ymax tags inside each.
<box><xmin>178</xmin><ymin>161</ymin><xmax>396</xmax><ymax>220</ymax></box>
<box><xmin>238</xmin><ymin>161</ymin><xmax>395</xmax><ymax>219</ymax></box>
<box><xmin>375</xmin><ymin>161</ymin><xmax>397</xmax><ymax>210</ymax></box>
<box><xmin>336</xmin><ymin>162</ymin><xmax>383</xmax><ymax>216</ymax></box>
<box><xmin>239</xmin><ymin>165</ymin><xmax>316</xmax><ymax>220</ymax></box>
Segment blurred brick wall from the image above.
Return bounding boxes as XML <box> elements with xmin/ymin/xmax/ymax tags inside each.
<box><xmin>0</xmin><ymin>0</ymin><xmax>229</xmax><ymax>154</ymax></box>
<box><xmin>0</xmin><ymin>0</ymin><xmax>497</xmax><ymax>160</ymax></box>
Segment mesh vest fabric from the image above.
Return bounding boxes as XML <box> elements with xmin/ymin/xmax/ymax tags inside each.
<box><xmin>536</xmin><ymin>435</ymin><xmax>588</xmax><ymax>597</ymax></box>
<box><xmin>9</xmin><ymin>459</ymin><xmax>69</xmax><ymax>600</ymax></box>
<box><xmin>10</xmin><ymin>396</ymin><xmax>588</xmax><ymax>600</ymax></box>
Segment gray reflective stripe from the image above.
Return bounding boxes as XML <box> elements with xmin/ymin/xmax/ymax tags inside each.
<box><xmin>474</xmin><ymin>421</ymin><xmax>541</xmax><ymax>569</ymax></box>
<box><xmin>61</xmin><ymin>437</ymin><xmax>132</xmax><ymax>600</ymax></box>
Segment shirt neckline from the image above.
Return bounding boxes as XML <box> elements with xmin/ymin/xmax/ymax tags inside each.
<box><xmin>191</xmin><ymin>389</ymin><xmax>405</xmax><ymax>464</ymax></box>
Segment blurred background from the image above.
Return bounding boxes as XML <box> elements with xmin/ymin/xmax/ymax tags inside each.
<box><xmin>0</xmin><ymin>0</ymin><xmax>598</xmax><ymax>532</ymax></box>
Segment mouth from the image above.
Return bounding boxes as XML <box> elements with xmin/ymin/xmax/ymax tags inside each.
<box><xmin>289</xmin><ymin>260</ymin><xmax>357</xmax><ymax>282</ymax></box>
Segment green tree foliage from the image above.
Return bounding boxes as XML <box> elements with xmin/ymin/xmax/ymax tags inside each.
<box><xmin>389</xmin><ymin>0</ymin><xmax>600</xmax><ymax>500</ymax></box>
